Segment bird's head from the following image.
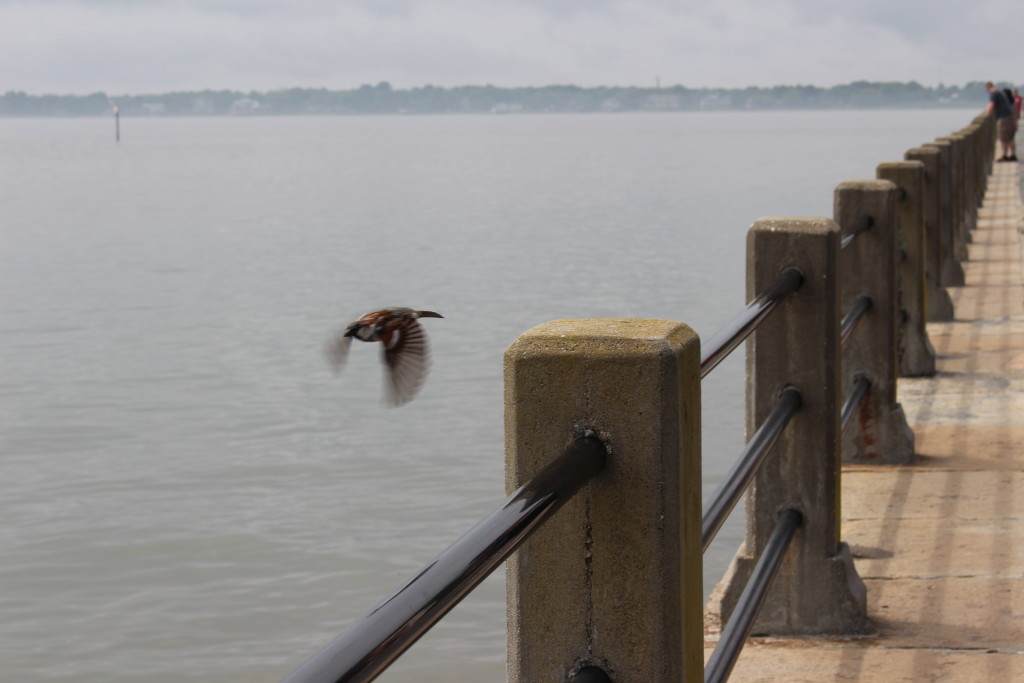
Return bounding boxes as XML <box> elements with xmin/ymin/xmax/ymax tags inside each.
<box><xmin>344</xmin><ymin>321</ymin><xmax>379</xmax><ymax>342</ymax></box>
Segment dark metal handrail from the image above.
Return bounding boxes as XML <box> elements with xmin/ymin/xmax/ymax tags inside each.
<box><xmin>840</xmin><ymin>211</ymin><xmax>874</xmax><ymax>249</ymax></box>
<box><xmin>700</xmin><ymin>267</ymin><xmax>804</xmax><ymax>378</ymax></box>
<box><xmin>703</xmin><ymin>508</ymin><xmax>803</xmax><ymax>683</ymax></box>
<box><xmin>702</xmin><ymin>387</ymin><xmax>802</xmax><ymax>551</ymax></box>
<box><xmin>282</xmin><ymin>436</ymin><xmax>608</xmax><ymax>683</ymax></box>
<box><xmin>841</xmin><ymin>375</ymin><xmax>872</xmax><ymax>434</ymax></box>
<box><xmin>840</xmin><ymin>294</ymin><xmax>872</xmax><ymax>344</ymax></box>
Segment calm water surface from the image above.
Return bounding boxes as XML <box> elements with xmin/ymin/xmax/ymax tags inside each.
<box><xmin>0</xmin><ymin>109</ymin><xmax>974</xmax><ymax>681</ymax></box>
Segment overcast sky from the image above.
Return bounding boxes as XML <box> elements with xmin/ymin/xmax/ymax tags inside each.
<box><xmin>3</xmin><ymin>0</ymin><xmax>1021</xmax><ymax>95</ymax></box>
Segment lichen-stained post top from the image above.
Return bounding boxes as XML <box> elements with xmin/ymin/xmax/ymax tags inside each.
<box><xmin>504</xmin><ymin>318</ymin><xmax>698</xmax><ymax>461</ymax></box>
<box><xmin>834</xmin><ymin>178</ymin><xmax>899</xmax><ymax>201</ymax></box>
<box><xmin>745</xmin><ymin>215</ymin><xmax>838</xmax><ymax>234</ymax></box>
<box><xmin>506</xmin><ymin>318</ymin><xmax>696</xmax><ymax>358</ymax></box>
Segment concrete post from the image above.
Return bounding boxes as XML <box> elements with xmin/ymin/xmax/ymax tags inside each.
<box><xmin>956</xmin><ymin>128</ymin><xmax>976</xmax><ymax>246</ymax></box>
<box><xmin>960</xmin><ymin>124</ymin><xmax>984</xmax><ymax>232</ymax></box>
<box><xmin>967</xmin><ymin>121</ymin><xmax>990</xmax><ymax>227</ymax></box>
<box><xmin>975</xmin><ymin>121</ymin><xmax>988</xmax><ymax>201</ymax></box>
<box><xmin>707</xmin><ymin>217</ymin><xmax>868</xmax><ymax>635</ymax></box>
<box><xmin>835</xmin><ymin>180</ymin><xmax>916</xmax><ymax>465</ymax></box>
<box><xmin>905</xmin><ymin>146</ymin><xmax>955</xmax><ymax>321</ymax></box>
<box><xmin>923</xmin><ymin>139</ymin><xmax>967</xmax><ymax>287</ymax></box>
<box><xmin>876</xmin><ymin>161</ymin><xmax>936</xmax><ymax>377</ymax></box>
<box><xmin>952</xmin><ymin>132</ymin><xmax>972</xmax><ymax>252</ymax></box>
<box><xmin>505</xmin><ymin>319</ymin><xmax>703</xmax><ymax>682</ymax></box>
<box><xmin>963</xmin><ymin>114</ymin><xmax>990</xmax><ymax>191</ymax></box>
<box><xmin>936</xmin><ymin>134</ymin><xmax>971</xmax><ymax>257</ymax></box>
<box><xmin>976</xmin><ymin>112</ymin><xmax>997</xmax><ymax>170</ymax></box>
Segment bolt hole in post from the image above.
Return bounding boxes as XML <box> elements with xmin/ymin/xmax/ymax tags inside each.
<box><xmin>569</xmin><ymin>665</ymin><xmax>614</xmax><ymax>683</ymax></box>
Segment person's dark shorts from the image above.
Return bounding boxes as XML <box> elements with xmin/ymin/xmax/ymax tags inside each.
<box><xmin>997</xmin><ymin>116</ymin><xmax>1017</xmax><ymax>142</ymax></box>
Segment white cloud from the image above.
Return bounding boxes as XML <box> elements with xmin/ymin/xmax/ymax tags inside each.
<box><xmin>0</xmin><ymin>0</ymin><xmax>1020</xmax><ymax>94</ymax></box>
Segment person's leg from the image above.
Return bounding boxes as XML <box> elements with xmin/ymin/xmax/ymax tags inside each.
<box><xmin>997</xmin><ymin>119</ymin><xmax>1015</xmax><ymax>159</ymax></box>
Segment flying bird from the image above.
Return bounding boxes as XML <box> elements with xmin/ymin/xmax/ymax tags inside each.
<box><xmin>325</xmin><ymin>308</ymin><xmax>443</xmax><ymax>406</ymax></box>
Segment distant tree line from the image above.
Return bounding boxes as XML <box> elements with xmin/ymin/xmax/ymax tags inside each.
<box><xmin>0</xmin><ymin>81</ymin><xmax>1010</xmax><ymax>117</ymax></box>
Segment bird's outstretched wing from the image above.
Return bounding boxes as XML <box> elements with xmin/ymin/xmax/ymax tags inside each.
<box><xmin>324</xmin><ymin>332</ymin><xmax>353</xmax><ymax>374</ymax></box>
<box><xmin>382</xmin><ymin>319</ymin><xmax>430</xmax><ymax>406</ymax></box>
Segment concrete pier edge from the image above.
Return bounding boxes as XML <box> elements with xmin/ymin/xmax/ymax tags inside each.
<box><xmin>703</xmin><ymin>147</ymin><xmax>1024</xmax><ymax>680</ymax></box>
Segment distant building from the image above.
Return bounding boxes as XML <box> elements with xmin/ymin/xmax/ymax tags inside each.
<box><xmin>192</xmin><ymin>98</ymin><xmax>215</xmax><ymax>114</ymax></box>
<box><xmin>644</xmin><ymin>94</ymin><xmax>681</xmax><ymax>110</ymax></box>
<box><xmin>490</xmin><ymin>102</ymin><xmax>523</xmax><ymax>114</ymax></box>
<box><xmin>699</xmin><ymin>93</ymin><xmax>732</xmax><ymax>109</ymax></box>
<box><xmin>230</xmin><ymin>98</ymin><xmax>262</xmax><ymax>115</ymax></box>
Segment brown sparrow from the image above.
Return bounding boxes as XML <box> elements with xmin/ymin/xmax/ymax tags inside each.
<box><xmin>326</xmin><ymin>308</ymin><xmax>443</xmax><ymax>405</ymax></box>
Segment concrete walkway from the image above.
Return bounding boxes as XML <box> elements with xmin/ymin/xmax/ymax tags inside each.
<box><xmin>704</xmin><ymin>157</ymin><xmax>1024</xmax><ymax>680</ymax></box>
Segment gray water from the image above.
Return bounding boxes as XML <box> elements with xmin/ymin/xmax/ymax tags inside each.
<box><xmin>1</xmin><ymin>109</ymin><xmax>973</xmax><ymax>681</ymax></box>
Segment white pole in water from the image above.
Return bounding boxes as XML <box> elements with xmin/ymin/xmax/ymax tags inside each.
<box><xmin>113</xmin><ymin>105</ymin><xmax>120</xmax><ymax>142</ymax></box>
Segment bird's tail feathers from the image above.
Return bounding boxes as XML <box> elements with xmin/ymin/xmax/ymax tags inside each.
<box><xmin>324</xmin><ymin>333</ymin><xmax>352</xmax><ymax>374</ymax></box>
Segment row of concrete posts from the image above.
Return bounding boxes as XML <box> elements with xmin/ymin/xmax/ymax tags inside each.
<box><xmin>503</xmin><ymin>112</ymin><xmax>995</xmax><ymax>681</ymax></box>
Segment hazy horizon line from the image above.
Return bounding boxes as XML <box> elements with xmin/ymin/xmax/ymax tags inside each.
<box><xmin>9</xmin><ymin>78</ymin><xmax>1008</xmax><ymax>99</ymax></box>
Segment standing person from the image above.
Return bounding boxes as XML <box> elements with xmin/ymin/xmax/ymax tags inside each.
<box><xmin>1015</xmin><ymin>89</ymin><xmax>1023</xmax><ymax>119</ymax></box>
<box><xmin>985</xmin><ymin>81</ymin><xmax>1017</xmax><ymax>162</ymax></box>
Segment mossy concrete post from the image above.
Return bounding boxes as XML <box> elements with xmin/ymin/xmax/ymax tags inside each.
<box><xmin>981</xmin><ymin>114</ymin><xmax>995</xmax><ymax>174</ymax></box>
<box><xmin>976</xmin><ymin>121</ymin><xmax>988</xmax><ymax>202</ymax></box>
<box><xmin>505</xmin><ymin>319</ymin><xmax>703</xmax><ymax>682</ymax></box>
<box><xmin>956</xmin><ymin>130</ymin><xmax>975</xmax><ymax>246</ymax></box>
<box><xmin>953</xmin><ymin>130</ymin><xmax>973</xmax><ymax>236</ymax></box>
<box><xmin>976</xmin><ymin>112</ymin><xmax>997</xmax><ymax>170</ymax></box>
<box><xmin>923</xmin><ymin>139</ymin><xmax>966</xmax><ymax>287</ymax></box>
<box><xmin>835</xmin><ymin>180</ymin><xmax>916</xmax><ymax>465</ymax></box>
<box><xmin>876</xmin><ymin>161</ymin><xmax>936</xmax><ymax>377</ymax></box>
<box><xmin>972</xmin><ymin>120</ymin><xmax>991</xmax><ymax>215</ymax></box>
<box><xmin>905</xmin><ymin>146</ymin><xmax>955</xmax><ymax>321</ymax></box>
<box><xmin>936</xmin><ymin>134</ymin><xmax>971</xmax><ymax>257</ymax></box>
<box><xmin>708</xmin><ymin>217</ymin><xmax>868</xmax><ymax>635</ymax></box>
<box><xmin>969</xmin><ymin>122</ymin><xmax>989</xmax><ymax>214</ymax></box>
<box><xmin>960</xmin><ymin>124</ymin><xmax>984</xmax><ymax>229</ymax></box>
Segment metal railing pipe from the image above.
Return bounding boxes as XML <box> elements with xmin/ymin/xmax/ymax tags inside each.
<box><xmin>841</xmin><ymin>375</ymin><xmax>872</xmax><ymax>435</ymax></box>
<box><xmin>839</xmin><ymin>211</ymin><xmax>874</xmax><ymax>249</ymax></box>
<box><xmin>704</xmin><ymin>508</ymin><xmax>803</xmax><ymax>683</ymax></box>
<box><xmin>700</xmin><ymin>267</ymin><xmax>803</xmax><ymax>378</ymax></box>
<box><xmin>702</xmin><ymin>387</ymin><xmax>802</xmax><ymax>551</ymax></box>
<box><xmin>840</xmin><ymin>294</ymin><xmax>872</xmax><ymax>344</ymax></box>
<box><xmin>282</xmin><ymin>436</ymin><xmax>608</xmax><ymax>683</ymax></box>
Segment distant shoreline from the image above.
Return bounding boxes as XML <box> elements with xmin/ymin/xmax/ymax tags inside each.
<box><xmin>1</xmin><ymin>80</ymin><xmax>999</xmax><ymax>117</ymax></box>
